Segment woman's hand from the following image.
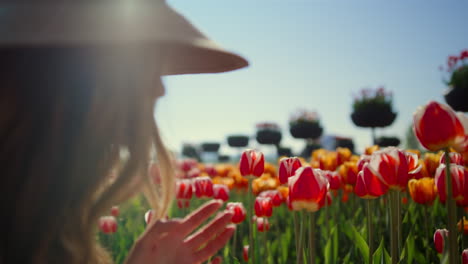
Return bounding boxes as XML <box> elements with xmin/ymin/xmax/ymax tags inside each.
<box><xmin>125</xmin><ymin>200</ymin><xmax>235</xmax><ymax>264</ymax></box>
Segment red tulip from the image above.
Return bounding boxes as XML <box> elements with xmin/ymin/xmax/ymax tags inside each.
<box><xmin>194</xmin><ymin>176</ymin><xmax>214</xmax><ymax>198</ymax></box>
<box><xmin>440</xmin><ymin>152</ymin><xmax>464</xmax><ymax>166</ymax></box>
<box><xmin>239</xmin><ymin>149</ymin><xmax>265</xmax><ymax>177</ymax></box>
<box><xmin>179</xmin><ymin>159</ymin><xmax>198</xmax><ymax>172</ymax></box>
<box><xmin>99</xmin><ymin>216</ymin><xmax>117</xmax><ymax>234</ymax></box>
<box><xmin>213</xmin><ymin>184</ymin><xmax>230</xmax><ymax>202</ymax></box>
<box><xmin>204</xmin><ymin>164</ymin><xmax>218</xmax><ymax>177</ymax></box>
<box><xmin>278</xmin><ymin>157</ymin><xmax>302</xmax><ymax>184</ymax></box>
<box><xmin>226</xmin><ymin>202</ymin><xmax>246</xmax><ymax>224</ymax></box>
<box><xmin>254</xmin><ymin>196</ymin><xmax>273</xmax><ymax>217</ymax></box>
<box><xmin>323</xmin><ymin>170</ymin><xmax>341</xmax><ymax>190</ymax></box>
<box><xmin>355</xmin><ymin>163</ymin><xmax>388</xmax><ymax>199</ymax></box>
<box><xmin>256</xmin><ymin>217</ymin><xmax>270</xmax><ymax>232</ymax></box>
<box><xmin>258</xmin><ymin>190</ymin><xmax>283</xmax><ymax>207</ymax></box>
<box><xmin>144</xmin><ymin>209</ymin><xmax>154</xmax><ymax>225</ymax></box>
<box><xmin>243</xmin><ymin>245</ymin><xmax>249</xmax><ymax>262</ymax></box>
<box><xmin>319</xmin><ymin>191</ymin><xmax>333</xmax><ymax>208</ymax></box>
<box><xmin>413</xmin><ymin>101</ymin><xmax>466</xmax><ymax>152</ymax></box>
<box><xmin>367</xmin><ymin>147</ymin><xmax>416</xmax><ymax>190</ymax></box>
<box><xmin>288</xmin><ymin>166</ymin><xmax>328</xmax><ymax>212</ymax></box>
<box><xmin>435</xmin><ymin>163</ymin><xmax>467</xmax><ymax>203</ymax></box>
<box><xmin>176</xmin><ymin>179</ymin><xmax>193</xmax><ymax>200</ymax></box>
<box><xmin>462</xmin><ymin>249</ymin><xmax>468</xmax><ymax>264</ymax></box>
<box><xmin>110</xmin><ymin>206</ymin><xmax>119</xmax><ymax>217</ymax></box>
<box><xmin>434</xmin><ymin>228</ymin><xmax>449</xmax><ymax>254</ymax></box>
<box><xmin>177</xmin><ymin>200</ymin><xmax>190</xmax><ymax>209</ymax></box>
<box><xmin>187</xmin><ymin>167</ymin><xmax>201</xmax><ymax>179</ymax></box>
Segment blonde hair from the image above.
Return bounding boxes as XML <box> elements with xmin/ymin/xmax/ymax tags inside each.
<box><xmin>0</xmin><ymin>47</ymin><xmax>174</xmax><ymax>263</ymax></box>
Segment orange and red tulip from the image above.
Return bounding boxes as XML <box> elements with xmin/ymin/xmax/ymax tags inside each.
<box><xmin>239</xmin><ymin>149</ymin><xmax>265</xmax><ymax>177</ymax></box>
<box><xmin>213</xmin><ymin>184</ymin><xmax>230</xmax><ymax>202</ymax></box>
<box><xmin>278</xmin><ymin>157</ymin><xmax>302</xmax><ymax>184</ymax></box>
<box><xmin>434</xmin><ymin>228</ymin><xmax>449</xmax><ymax>254</ymax></box>
<box><xmin>408</xmin><ymin>178</ymin><xmax>437</xmax><ymax>205</ymax></box>
<box><xmin>226</xmin><ymin>202</ymin><xmax>246</xmax><ymax>224</ymax></box>
<box><xmin>99</xmin><ymin>216</ymin><xmax>117</xmax><ymax>234</ymax></box>
<box><xmin>413</xmin><ymin>101</ymin><xmax>466</xmax><ymax>152</ymax></box>
<box><xmin>288</xmin><ymin>166</ymin><xmax>328</xmax><ymax>212</ymax></box>
<box><xmin>194</xmin><ymin>176</ymin><xmax>214</xmax><ymax>198</ymax></box>
<box><xmin>458</xmin><ymin>217</ymin><xmax>468</xmax><ymax>235</ymax></box>
<box><xmin>254</xmin><ymin>196</ymin><xmax>273</xmax><ymax>218</ymax></box>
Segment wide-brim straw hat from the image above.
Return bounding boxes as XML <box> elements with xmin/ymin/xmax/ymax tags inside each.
<box><xmin>0</xmin><ymin>0</ymin><xmax>248</xmax><ymax>75</ymax></box>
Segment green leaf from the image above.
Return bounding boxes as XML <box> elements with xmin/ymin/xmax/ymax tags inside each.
<box><xmin>373</xmin><ymin>238</ymin><xmax>384</xmax><ymax>264</ymax></box>
<box><xmin>344</xmin><ymin>221</ymin><xmax>369</xmax><ymax>264</ymax></box>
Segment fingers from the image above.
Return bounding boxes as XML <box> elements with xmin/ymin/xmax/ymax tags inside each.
<box><xmin>193</xmin><ymin>225</ymin><xmax>236</xmax><ymax>263</ymax></box>
<box><xmin>179</xmin><ymin>200</ymin><xmax>223</xmax><ymax>237</ymax></box>
<box><xmin>184</xmin><ymin>210</ymin><xmax>234</xmax><ymax>250</ymax></box>
<box><xmin>210</xmin><ymin>256</ymin><xmax>222</xmax><ymax>264</ymax></box>
<box><xmin>144</xmin><ymin>218</ymin><xmax>183</xmax><ymax>240</ymax></box>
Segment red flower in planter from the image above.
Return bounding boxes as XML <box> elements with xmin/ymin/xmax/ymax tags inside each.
<box><xmin>258</xmin><ymin>190</ymin><xmax>283</xmax><ymax>207</ymax></box>
<box><xmin>435</xmin><ymin>163</ymin><xmax>467</xmax><ymax>203</ymax></box>
<box><xmin>355</xmin><ymin>162</ymin><xmax>388</xmax><ymax>199</ymax></box>
<box><xmin>194</xmin><ymin>176</ymin><xmax>214</xmax><ymax>198</ymax></box>
<box><xmin>239</xmin><ymin>149</ymin><xmax>265</xmax><ymax>177</ymax></box>
<box><xmin>434</xmin><ymin>228</ymin><xmax>449</xmax><ymax>254</ymax></box>
<box><xmin>367</xmin><ymin>147</ymin><xmax>418</xmax><ymax>190</ymax></box>
<box><xmin>254</xmin><ymin>196</ymin><xmax>273</xmax><ymax>217</ymax></box>
<box><xmin>99</xmin><ymin>216</ymin><xmax>117</xmax><ymax>234</ymax></box>
<box><xmin>226</xmin><ymin>202</ymin><xmax>246</xmax><ymax>224</ymax></box>
<box><xmin>213</xmin><ymin>184</ymin><xmax>230</xmax><ymax>202</ymax></box>
<box><xmin>288</xmin><ymin>166</ymin><xmax>328</xmax><ymax>212</ymax></box>
<box><xmin>278</xmin><ymin>157</ymin><xmax>302</xmax><ymax>184</ymax></box>
<box><xmin>413</xmin><ymin>101</ymin><xmax>466</xmax><ymax>152</ymax></box>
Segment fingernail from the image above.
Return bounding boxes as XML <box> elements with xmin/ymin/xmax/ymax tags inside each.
<box><xmin>226</xmin><ymin>224</ymin><xmax>236</xmax><ymax>230</ymax></box>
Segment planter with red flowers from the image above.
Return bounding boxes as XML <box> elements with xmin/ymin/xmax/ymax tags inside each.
<box><xmin>255</xmin><ymin>122</ymin><xmax>282</xmax><ymax>146</ymax></box>
<box><xmin>289</xmin><ymin>109</ymin><xmax>323</xmax><ymax>140</ymax></box>
<box><xmin>441</xmin><ymin>49</ymin><xmax>468</xmax><ymax>112</ymax></box>
<box><xmin>351</xmin><ymin>86</ymin><xmax>397</xmax><ymax>143</ymax></box>
<box><xmin>227</xmin><ymin>134</ymin><xmax>250</xmax><ymax>148</ymax></box>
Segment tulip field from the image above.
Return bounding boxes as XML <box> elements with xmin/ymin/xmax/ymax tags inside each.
<box><xmin>99</xmin><ymin>100</ymin><xmax>468</xmax><ymax>264</ymax></box>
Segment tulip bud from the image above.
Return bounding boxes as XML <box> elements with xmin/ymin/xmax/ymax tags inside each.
<box><xmin>463</xmin><ymin>249</ymin><xmax>468</xmax><ymax>264</ymax></box>
<box><xmin>433</xmin><ymin>229</ymin><xmax>449</xmax><ymax>254</ymax></box>
<box><xmin>110</xmin><ymin>206</ymin><xmax>119</xmax><ymax>217</ymax></box>
<box><xmin>144</xmin><ymin>209</ymin><xmax>155</xmax><ymax>225</ymax></box>
<box><xmin>254</xmin><ymin>196</ymin><xmax>273</xmax><ymax>218</ymax></box>
<box><xmin>226</xmin><ymin>202</ymin><xmax>246</xmax><ymax>224</ymax></box>
<box><xmin>288</xmin><ymin>166</ymin><xmax>328</xmax><ymax>212</ymax></box>
<box><xmin>98</xmin><ymin>216</ymin><xmax>117</xmax><ymax>234</ymax></box>
<box><xmin>239</xmin><ymin>149</ymin><xmax>265</xmax><ymax>177</ymax></box>
<box><xmin>194</xmin><ymin>176</ymin><xmax>214</xmax><ymax>198</ymax></box>
<box><xmin>413</xmin><ymin>101</ymin><xmax>466</xmax><ymax>152</ymax></box>
<box><xmin>213</xmin><ymin>184</ymin><xmax>230</xmax><ymax>202</ymax></box>
<box><xmin>278</xmin><ymin>157</ymin><xmax>302</xmax><ymax>184</ymax></box>
<box><xmin>243</xmin><ymin>245</ymin><xmax>249</xmax><ymax>262</ymax></box>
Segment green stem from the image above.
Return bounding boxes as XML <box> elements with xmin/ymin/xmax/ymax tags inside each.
<box><xmin>294</xmin><ymin>212</ymin><xmax>299</xmax><ymax>262</ymax></box>
<box><xmin>247</xmin><ymin>177</ymin><xmax>255</xmax><ymax>264</ymax></box>
<box><xmin>367</xmin><ymin>199</ymin><xmax>374</xmax><ymax>264</ymax></box>
<box><xmin>297</xmin><ymin>212</ymin><xmax>305</xmax><ymax>264</ymax></box>
<box><xmin>263</xmin><ymin>226</ymin><xmax>269</xmax><ymax>264</ymax></box>
<box><xmin>397</xmin><ymin>191</ymin><xmax>402</xmax><ymax>255</ymax></box>
<box><xmin>309</xmin><ymin>212</ymin><xmax>316</xmax><ymax>264</ymax></box>
<box><xmin>390</xmin><ymin>191</ymin><xmax>398</xmax><ymax>264</ymax></box>
<box><xmin>423</xmin><ymin>205</ymin><xmax>430</xmax><ymax>262</ymax></box>
<box><xmin>232</xmin><ymin>229</ymin><xmax>237</xmax><ymax>260</ymax></box>
<box><xmin>445</xmin><ymin>150</ymin><xmax>459</xmax><ymax>264</ymax></box>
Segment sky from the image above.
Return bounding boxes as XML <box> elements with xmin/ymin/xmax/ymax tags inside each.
<box><xmin>156</xmin><ymin>0</ymin><xmax>468</xmax><ymax>158</ymax></box>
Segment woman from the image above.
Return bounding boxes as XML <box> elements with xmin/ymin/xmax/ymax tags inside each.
<box><xmin>0</xmin><ymin>0</ymin><xmax>248</xmax><ymax>263</ymax></box>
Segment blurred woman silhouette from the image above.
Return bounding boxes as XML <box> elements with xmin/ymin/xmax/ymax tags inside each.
<box><xmin>0</xmin><ymin>0</ymin><xmax>248</xmax><ymax>263</ymax></box>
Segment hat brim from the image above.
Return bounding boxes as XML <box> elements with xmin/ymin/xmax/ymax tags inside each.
<box><xmin>0</xmin><ymin>0</ymin><xmax>249</xmax><ymax>75</ymax></box>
